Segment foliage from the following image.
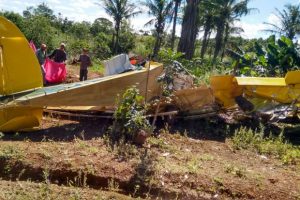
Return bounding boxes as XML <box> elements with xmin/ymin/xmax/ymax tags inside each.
<box><xmin>109</xmin><ymin>87</ymin><xmax>151</xmax><ymax>144</ymax></box>
<box><xmin>69</xmin><ymin>21</ymin><xmax>91</xmax><ymax>40</ymax></box>
<box><xmin>157</xmin><ymin>48</ymin><xmax>185</xmax><ymax>65</ymax></box>
<box><xmin>68</xmin><ymin>40</ymin><xmax>91</xmax><ymax>58</ymax></box>
<box><xmin>231</xmin><ymin>126</ymin><xmax>300</xmax><ymax>165</ymax></box>
<box><xmin>90</xmin><ymin>17</ymin><xmax>114</xmax><ymax>36</ymax></box>
<box><xmin>142</xmin><ymin>0</ymin><xmax>174</xmax><ymax>58</ymax></box>
<box><xmin>133</xmin><ymin>35</ymin><xmax>155</xmax><ymax>57</ymax></box>
<box><xmin>117</xmin><ymin>23</ymin><xmax>136</xmax><ymax>53</ymax></box>
<box><xmin>264</xmin><ymin>4</ymin><xmax>300</xmax><ymax>40</ymax></box>
<box><xmin>22</xmin><ymin>15</ymin><xmax>56</xmax><ymax>50</ymax></box>
<box><xmin>210</xmin><ymin>0</ymin><xmax>256</xmax><ymax>60</ymax></box>
<box><xmin>227</xmin><ymin>35</ymin><xmax>300</xmax><ymax>76</ymax></box>
<box><xmin>92</xmin><ymin>33</ymin><xmax>112</xmax><ymax>59</ymax></box>
<box><xmin>99</xmin><ymin>0</ymin><xmax>141</xmax><ymax>54</ymax></box>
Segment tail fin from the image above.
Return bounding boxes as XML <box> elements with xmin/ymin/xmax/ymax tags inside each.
<box><xmin>0</xmin><ymin>16</ymin><xmax>43</xmax><ymax>95</ymax></box>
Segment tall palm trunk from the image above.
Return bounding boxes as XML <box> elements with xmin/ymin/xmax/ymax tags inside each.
<box><xmin>171</xmin><ymin>0</ymin><xmax>181</xmax><ymax>50</ymax></box>
<box><xmin>213</xmin><ymin>20</ymin><xmax>225</xmax><ymax>62</ymax></box>
<box><xmin>177</xmin><ymin>0</ymin><xmax>201</xmax><ymax>60</ymax></box>
<box><xmin>200</xmin><ymin>16</ymin><xmax>212</xmax><ymax>59</ymax></box>
<box><xmin>113</xmin><ymin>21</ymin><xmax>120</xmax><ymax>54</ymax></box>
<box><xmin>153</xmin><ymin>21</ymin><xmax>164</xmax><ymax>59</ymax></box>
<box><xmin>221</xmin><ymin>23</ymin><xmax>230</xmax><ymax>61</ymax></box>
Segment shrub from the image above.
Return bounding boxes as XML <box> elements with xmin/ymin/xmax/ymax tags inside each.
<box><xmin>109</xmin><ymin>87</ymin><xmax>151</xmax><ymax>145</ymax></box>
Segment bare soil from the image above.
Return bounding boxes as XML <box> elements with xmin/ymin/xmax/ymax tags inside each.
<box><xmin>64</xmin><ymin>64</ymin><xmax>103</xmax><ymax>83</ymax></box>
<box><xmin>0</xmin><ymin>116</ymin><xmax>299</xmax><ymax>199</ymax></box>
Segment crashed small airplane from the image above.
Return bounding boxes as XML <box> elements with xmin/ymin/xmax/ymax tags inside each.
<box><xmin>0</xmin><ymin>16</ymin><xmax>299</xmax><ymax>132</ymax></box>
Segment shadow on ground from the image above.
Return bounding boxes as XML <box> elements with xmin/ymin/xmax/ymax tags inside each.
<box><xmin>1</xmin><ymin>118</ymin><xmax>112</xmax><ymax>142</ymax></box>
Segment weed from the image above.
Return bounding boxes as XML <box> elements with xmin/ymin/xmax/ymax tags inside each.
<box><xmin>199</xmin><ymin>154</ymin><xmax>214</xmax><ymax>161</ymax></box>
<box><xmin>224</xmin><ymin>164</ymin><xmax>246</xmax><ymax>178</ymax></box>
<box><xmin>107</xmin><ymin>178</ymin><xmax>120</xmax><ymax>192</ymax></box>
<box><xmin>114</xmin><ymin>138</ymin><xmax>139</xmax><ymax>160</ymax></box>
<box><xmin>231</xmin><ymin>127</ymin><xmax>300</xmax><ymax>165</ymax></box>
<box><xmin>130</xmin><ymin>149</ymin><xmax>157</xmax><ymax>197</ymax></box>
<box><xmin>187</xmin><ymin>158</ymin><xmax>202</xmax><ymax>174</ymax></box>
<box><xmin>213</xmin><ymin>177</ymin><xmax>224</xmax><ymax>186</ymax></box>
<box><xmin>0</xmin><ymin>145</ymin><xmax>24</xmax><ymax>160</ymax></box>
<box><xmin>0</xmin><ymin>132</ymin><xmax>4</xmax><ymax>140</ymax></box>
<box><xmin>147</xmin><ymin>136</ymin><xmax>169</xmax><ymax>150</ymax></box>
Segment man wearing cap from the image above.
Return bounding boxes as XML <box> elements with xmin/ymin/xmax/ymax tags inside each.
<box><xmin>48</xmin><ymin>43</ymin><xmax>67</xmax><ymax>63</ymax></box>
<box><xmin>35</xmin><ymin>43</ymin><xmax>47</xmax><ymax>84</ymax></box>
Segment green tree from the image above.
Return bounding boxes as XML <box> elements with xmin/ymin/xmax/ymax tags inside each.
<box><xmin>199</xmin><ymin>1</ymin><xmax>217</xmax><ymax>59</ymax></box>
<box><xmin>264</xmin><ymin>4</ymin><xmax>300</xmax><ymax>40</ymax></box>
<box><xmin>70</xmin><ymin>21</ymin><xmax>91</xmax><ymax>40</ymax></box>
<box><xmin>142</xmin><ymin>0</ymin><xmax>174</xmax><ymax>58</ymax></box>
<box><xmin>22</xmin><ymin>15</ymin><xmax>56</xmax><ymax>50</ymax></box>
<box><xmin>212</xmin><ymin>0</ymin><xmax>254</xmax><ymax>61</ymax></box>
<box><xmin>23</xmin><ymin>3</ymin><xmax>56</xmax><ymax>21</ymax></box>
<box><xmin>93</xmin><ymin>32</ymin><xmax>112</xmax><ymax>59</ymax></box>
<box><xmin>99</xmin><ymin>0</ymin><xmax>141</xmax><ymax>54</ymax></box>
<box><xmin>90</xmin><ymin>17</ymin><xmax>114</xmax><ymax>36</ymax></box>
<box><xmin>33</xmin><ymin>2</ymin><xmax>56</xmax><ymax>21</ymax></box>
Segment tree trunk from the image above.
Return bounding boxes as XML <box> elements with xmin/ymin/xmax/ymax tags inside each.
<box><xmin>177</xmin><ymin>0</ymin><xmax>201</xmax><ymax>60</ymax></box>
<box><xmin>200</xmin><ymin>16</ymin><xmax>212</xmax><ymax>59</ymax></box>
<box><xmin>221</xmin><ymin>23</ymin><xmax>230</xmax><ymax>61</ymax></box>
<box><xmin>213</xmin><ymin>20</ymin><xmax>225</xmax><ymax>62</ymax></box>
<box><xmin>153</xmin><ymin>24</ymin><xmax>164</xmax><ymax>59</ymax></box>
<box><xmin>171</xmin><ymin>0</ymin><xmax>181</xmax><ymax>50</ymax></box>
<box><xmin>113</xmin><ymin>22</ymin><xmax>120</xmax><ymax>54</ymax></box>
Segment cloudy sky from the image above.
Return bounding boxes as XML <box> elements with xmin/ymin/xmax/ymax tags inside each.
<box><xmin>0</xmin><ymin>0</ymin><xmax>299</xmax><ymax>39</ymax></box>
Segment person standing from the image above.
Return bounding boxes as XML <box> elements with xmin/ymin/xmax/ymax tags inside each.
<box><xmin>35</xmin><ymin>43</ymin><xmax>47</xmax><ymax>85</ymax></box>
<box><xmin>77</xmin><ymin>48</ymin><xmax>92</xmax><ymax>81</ymax></box>
<box><xmin>48</xmin><ymin>43</ymin><xmax>67</xmax><ymax>63</ymax></box>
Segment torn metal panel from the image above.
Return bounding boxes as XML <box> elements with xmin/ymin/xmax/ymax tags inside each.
<box><xmin>174</xmin><ymin>86</ymin><xmax>214</xmax><ymax>111</ymax></box>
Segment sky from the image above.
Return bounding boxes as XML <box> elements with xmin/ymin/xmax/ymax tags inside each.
<box><xmin>0</xmin><ymin>0</ymin><xmax>299</xmax><ymax>39</ymax></box>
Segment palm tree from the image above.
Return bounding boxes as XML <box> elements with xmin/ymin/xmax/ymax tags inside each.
<box><xmin>100</xmin><ymin>0</ymin><xmax>141</xmax><ymax>54</ymax></box>
<box><xmin>264</xmin><ymin>4</ymin><xmax>300</xmax><ymax>40</ymax></box>
<box><xmin>220</xmin><ymin>23</ymin><xmax>244</xmax><ymax>60</ymax></box>
<box><xmin>212</xmin><ymin>0</ymin><xmax>254</xmax><ymax>61</ymax></box>
<box><xmin>177</xmin><ymin>0</ymin><xmax>201</xmax><ymax>59</ymax></box>
<box><xmin>142</xmin><ymin>0</ymin><xmax>174</xmax><ymax>59</ymax></box>
<box><xmin>199</xmin><ymin>1</ymin><xmax>217</xmax><ymax>59</ymax></box>
<box><xmin>170</xmin><ymin>0</ymin><xmax>182</xmax><ymax>50</ymax></box>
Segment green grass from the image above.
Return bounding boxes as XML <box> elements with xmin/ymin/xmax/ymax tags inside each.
<box><xmin>231</xmin><ymin>127</ymin><xmax>300</xmax><ymax>165</ymax></box>
<box><xmin>90</xmin><ymin>59</ymin><xmax>105</xmax><ymax>74</ymax></box>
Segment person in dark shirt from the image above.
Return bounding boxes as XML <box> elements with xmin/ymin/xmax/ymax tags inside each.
<box><xmin>49</xmin><ymin>43</ymin><xmax>67</xmax><ymax>63</ymax></box>
<box><xmin>35</xmin><ymin>43</ymin><xmax>47</xmax><ymax>84</ymax></box>
<box><xmin>77</xmin><ymin>48</ymin><xmax>92</xmax><ymax>81</ymax></box>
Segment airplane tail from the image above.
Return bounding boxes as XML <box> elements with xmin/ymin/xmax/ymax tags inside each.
<box><xmin>0</xmin><ymin>16</ymin><xmax>43</xmax><ymax>132</ymax></box>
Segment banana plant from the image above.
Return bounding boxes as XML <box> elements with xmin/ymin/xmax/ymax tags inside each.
<box><xmin>227</xmin><ymin>35</ymin><xmax>300</xmax><ymax>76</ymax></box>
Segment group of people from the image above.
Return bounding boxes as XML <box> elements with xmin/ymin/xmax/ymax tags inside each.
<box><xmin>35</xmin><ymin>42</ymin><xmax>92</xmax><ymax>84</ymax></box>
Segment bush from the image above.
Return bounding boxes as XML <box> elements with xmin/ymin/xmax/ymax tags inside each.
<box><xmin>109</xmin><ymin>87</ymin><xmax>151</xmax><ymax>145</ymax></box>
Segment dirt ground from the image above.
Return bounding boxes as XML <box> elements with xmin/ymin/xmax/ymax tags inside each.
<box><xmin>0</xmin><ymin>116</ymin><xmax>299</xmax><ymax>200</ymax></box>
<box><xmin>64</xmin><ymin>64</ymin><xmax>103</xmax><ymax>83</ymax></box>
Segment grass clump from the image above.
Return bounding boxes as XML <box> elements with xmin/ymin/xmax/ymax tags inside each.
<box><xmin>231</xmin><ymin>127</ymin><xmax>300</xmax><ymax>165</ymax></box>
<box><xmin>0</xmin><ymin>145</ymin><xmax>24</xmax><ymax>160</ymax></box>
